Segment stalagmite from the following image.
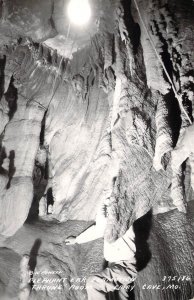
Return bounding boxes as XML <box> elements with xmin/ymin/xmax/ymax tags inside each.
<box><xmin>18</xmin><ymin>255</ymin><xmax>31</xmax><ymax>300</ymax></box>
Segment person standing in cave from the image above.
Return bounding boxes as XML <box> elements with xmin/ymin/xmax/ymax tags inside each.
<box><xmin>65</xmin><ymin>198</ymin><xmax>137</xmax><ymax>300</ymax></box>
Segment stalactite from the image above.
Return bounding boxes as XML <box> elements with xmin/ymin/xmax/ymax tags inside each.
<box><xmin>170</xmin><ymin>167</ymin><xmax>187</xmax><ymax>213</ymax></box>
<box><xmin>189</xmin><ymin>154</ymin><xmax>194</xmax><ymax>194</ymax></box>
<box><xmin>153</xmin><ymin>92</ymin><xmax>173</xmax><ymax>170</ymax></box>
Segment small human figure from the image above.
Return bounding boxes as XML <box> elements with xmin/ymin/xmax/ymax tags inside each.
<box><xmin>65</xmin><ymin>199</ymin><xmax>137</xmax><ymax>300</ymax></box>
<box><xmin>39</xmin><ymin>196</ymin><xmax>47</xmax><ymax>217</ymax></box>
<box><xmin>47</xmin><ymin>204</ymin><xmax>53</xmax><ymax>214</ymax></box>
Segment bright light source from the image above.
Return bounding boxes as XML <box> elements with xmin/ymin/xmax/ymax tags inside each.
<box><xmin>67</xmin><ymin>0</ymin><xmax>91</xmax><ymax>26</ymax></box>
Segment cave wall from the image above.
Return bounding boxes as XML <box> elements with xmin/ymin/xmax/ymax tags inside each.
<box><xmin>0</xmin><ymin>0</ymin><xmax>194</xmax><ymax>299</ymax></box>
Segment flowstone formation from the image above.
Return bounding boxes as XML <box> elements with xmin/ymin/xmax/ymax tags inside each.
<box><xmin>0</xmin><ymin>0</ymin><xmax>193</xmax><ymax>299</ymax></box>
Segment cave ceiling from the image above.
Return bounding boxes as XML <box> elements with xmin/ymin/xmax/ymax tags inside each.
<box><xmin>0</xmin><ymin>0</ymin><xmax>110</xmax><ymax>57</ymax></box>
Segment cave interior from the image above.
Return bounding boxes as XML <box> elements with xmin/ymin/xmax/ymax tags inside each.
<box><xmin>0</xmin><ymin>0</ymin><xmax>194</xmax><ymax>299</ymax></box>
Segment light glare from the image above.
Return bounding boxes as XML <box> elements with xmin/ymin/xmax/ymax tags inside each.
<box><xmin>67</xmin><ymin>0</ymin><xmax>91</xmax><ymax>26</ymax></box>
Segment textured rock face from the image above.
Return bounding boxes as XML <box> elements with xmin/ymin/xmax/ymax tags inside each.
<box><xmin>0</xmin><ymin>0</ymin><xmax>194</xmax><ymax>299</ymax></box>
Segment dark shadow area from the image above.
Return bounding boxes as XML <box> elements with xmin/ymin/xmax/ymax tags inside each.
<box><xmin>28</xmin><ymin>239</ymin><xmax>42</xmax><ymax>289</ymax></box>
<box><xmin>134</xmin><ymin>209</ymin><xmax>152</xmax><ymax>272</ymax></box>
<box><xmin>47</xmin><ymin>187</ymin><xmax>54</xmax><ymax>212</ymax></box>
<box><xmin>0</xmin><ymin>1</ymin><xmax>2</xmax><ymax>20</ymax></box>
<box><xmin>121</xmin><ymin>0</ymin><xmax>141</xmax><ymax>54</ymax></box>
<box><xmin>0</xmin><ymin>56</ymin><xmax>6</xmax><ymax>99</ymax></box>
<box><xmin>27</xmin><ymin>164</ymin><xmax>48</xmax><ymax>222</ymax></box>
<box><xmin>112</xmin><ymin>288</ymin><xmax>135</xmax><ymax>300</ymax></box>
<box><xmin>40</xmin><ymin>111</ymin><xmax>47</xmax><ymax>146</ymax></box>
<box><xmin>168</xmin><ymin>0</ymin><xmax>194</xmax><ymax>24</ymax></box>
<box><xmin>151</xmin><ymin>4</ymin><xmax>175</xmax><ymax>82</ymax></box>
<box><xmin>182</xmin><ymin>92</ymin><xmax>193</xmax><ymax>123</ymax></box>
<box><xmin>153</xmin><ymin>20</ymin><xmax>174</xmax><ymax>81</ymax></box>
<box><xmin>27</xmin><ymin>106</ymin><xmax>49</xmax><ymax>222</ymax></box>
<box><xmin>6</xmin><ymin>150</ymin><xmax>16</xmax><ymax>189</ymax></box>
<box><xmin>43</xmin><ymin>46</ymin><xmax>52</xmax><ymax>65</ymax></box>
<box><xmin>0</xmin><ymin>146</ymin><xmax>7</xmax><ymax>176</ymax></box>
<box><xmin>49</xmin><ymin>0</ymin><xmax>57</xmax><ymax>33</ymax></box>
<box><xmin>4</xmin><ymin>77</ymin><xmax>18</xmax><ymax>120</ymax></box>
<box><xmin>0</xmin><ymin>147</ymin><xmax>16</xmax><ymax>189</ymax></box>
<box><xmin>165</xmin><ymin>90</ymin><xmax>182</xmax><ymax>147</ymax></box>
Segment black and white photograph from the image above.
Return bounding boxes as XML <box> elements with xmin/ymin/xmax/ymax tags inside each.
<box><xmin>0</xmin><ymin>0</ymin><xmax>193</xmax><ymax>299</ymax></box>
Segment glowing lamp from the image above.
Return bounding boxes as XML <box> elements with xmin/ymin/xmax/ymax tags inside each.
<box><xmin>67</xmin><ymin>0</ymin><xmax>91</xmax><ymax>26</ymax></box>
